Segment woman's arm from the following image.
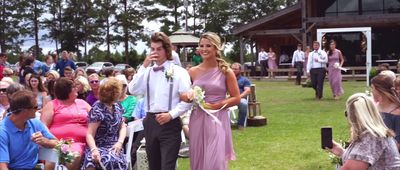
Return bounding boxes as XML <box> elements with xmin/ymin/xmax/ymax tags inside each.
<box><xmin>86</xmin><ymin>122</ymin><xmax>101</xmax><ymax>162</ymax></box>
<box><xmin>207</xmin><ymin>69</ymin><xmax>240</xmax><ymax>110</ymax></box>
<box><xmin>42</xmin><ymin>92</ymin><xmax>49</xmax><ymax>107</ymax></box>
<box><xmin>111</xmin><ymin>122</ymin><xmax>127</xmax><ymax>154</ymax></box>
<box><xmin>341</xmin><ymin>160</ymin><xmax>369</xmax><ymax>170</ymax></box>
<box><xmin>40</xmin><ymin>101</ymin><xmax>54</xmax><ymax>127</ymax></box>
<box><xmin>339</xmin><ymin>51</ymin><xmax>345</xmax><ymax>67</ymax></box>
<box><xmin>86</xmin><ymin>122</ymin><xmax>100</xmax><ymax>151</ymax></box>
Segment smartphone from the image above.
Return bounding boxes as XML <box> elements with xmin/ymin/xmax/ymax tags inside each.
<box><xmin>321</xmin><ymin>127</ymin><xmax>333</xmax><ymax>149</ymax></box>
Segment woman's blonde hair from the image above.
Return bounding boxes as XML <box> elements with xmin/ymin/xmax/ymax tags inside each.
<box><xmin>75</xmin><ymin>76</ymin><xmax>90</xmax><ymax>92</ymax></box>
<box><xmin>99</xmin><ymin>77</ymin><xmax>122</xmax><ymax>105</ymax></box>
<box><xmin>200</xmin><ymin>32</ymin><xmax>230</xmax><ymax>73</ymax></box>
<box><xmin>346</xmin><ymin>93</ymin><xmax>394</xmax><ymax>142</ymax></box>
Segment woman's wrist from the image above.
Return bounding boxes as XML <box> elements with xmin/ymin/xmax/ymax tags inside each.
<box><xmin>90</xmin><ymin>147</ymin><xmax>98</xmax><ymax>152</ymax></box>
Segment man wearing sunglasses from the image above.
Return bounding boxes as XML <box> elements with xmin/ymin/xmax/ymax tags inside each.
<box><xmin>0</xmin><ymin>90</ymin><xmax>57</xmax><ymax>170</ymax></box>
<box><xmin>128</xmin><ymin>32</ymin><xmax>192</xmax><ymax>170</ymax></box>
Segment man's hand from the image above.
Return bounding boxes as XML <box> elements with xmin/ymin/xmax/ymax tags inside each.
<box><xmin>143</xmin><ymin>51</ymin><xmax>159</xmax><ymax>68</ymax></box>
<box><xmin>155</xmin><ymin>113</ymin><xmax>172</xmax><ymax>125</ymax></box>
<box><xmin>31</xmin><ymin>131</ymin><xmax>48</xmax><ymax>146</ymax></box>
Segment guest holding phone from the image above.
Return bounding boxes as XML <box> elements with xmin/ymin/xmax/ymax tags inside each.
<box><xmin>327</xmin><ymin>93</ymin><xmax>400</xmax><ymax>169</ymax></box>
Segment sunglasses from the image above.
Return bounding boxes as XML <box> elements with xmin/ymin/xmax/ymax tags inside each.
<box><xmin>344</xmin><ymin>110</ymin><xmax>348</xmax><ymax>117</ymax></box>
<box><xmin>90</xmin><ymin>80</ymin><xmax>99</xmax><ymax>84</ymax></box>
<box><xmin>0</xmin><ymin>88</ymin><xmax>6</xmax><ymax>93</ymax></box>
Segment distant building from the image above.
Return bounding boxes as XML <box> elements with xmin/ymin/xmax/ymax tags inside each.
<box><xmin>233</xmin><ymin>0</ymin><xmax>400</xmax><ymax>67</ymax></box>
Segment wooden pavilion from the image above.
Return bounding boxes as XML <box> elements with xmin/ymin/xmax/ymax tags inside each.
<box><xmin>233</xmin><ymin>0</ymin><xmax>400</xmax><ymax>69</ymax></box>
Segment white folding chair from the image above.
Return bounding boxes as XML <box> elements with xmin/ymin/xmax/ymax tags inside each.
<box><xmin>126</xmin><ymin>120</ymin><xmax>144</xmax><ymax>170</ymax></box>
<box><xmin>228</xmin><ymin>105</ymin><xmax>238</xmax><ymax>125</ymax></box>
<box><xmin>38</xmin><ymin>148</ymin><xmax>62</xmax><ymax>170</ymax></box>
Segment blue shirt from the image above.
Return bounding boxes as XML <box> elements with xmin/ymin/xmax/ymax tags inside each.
<box><xmin>33</xmin><ymin>60</ymin><xmax>48</xmax><ymax>76</ymax></box>
<box><xmin>133</xmin><ymin>98</ymin><xmax>146</xmax><ymax>119</ymax></box>
<box><xmin>237</xmin><ymin>75</ymin><xmax>251</xmax><ymax>94</ymax></box>
<box><xmin>54</xmin><ymin>59</ymin><xmax>76</xmax><ymax>77</ymax></box>
<box><xmin>0</xmin><ymin>116</ymin><xmax>55</xmax><ymax>169</ymax></box>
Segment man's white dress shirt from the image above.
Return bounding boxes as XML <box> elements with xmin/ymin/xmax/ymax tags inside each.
<box><xmin>128</xmin><ymin>60</ymin><xmax>191</xmax><ymax>119</ymax></box>
<box><xmin>171</xmin><ymin>51</ymin><xmax>182</xmax><ymax>66</ymax></box>
<box><xmin>291</xmin><ymin>50</ymin><xmax>305</xmax><ymax>66</ymax></box>
<box><xmin>258</xmin><ymin>51</ymin><xmax>268</xmax><ymax>63</ymax></box>
<box><xmin>306</xmin><ymin>49</ymin><xmax>328</xmax><ymax>73</ymax></box>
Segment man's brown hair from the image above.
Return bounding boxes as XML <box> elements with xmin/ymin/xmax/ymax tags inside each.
<box><xmin>150</xmin><ymin>32</ymin><xmax>172</xmax><ymax>60</ymax></box>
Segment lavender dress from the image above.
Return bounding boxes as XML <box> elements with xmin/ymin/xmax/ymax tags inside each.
<box><xmin>328</xmin><ymin>49</ymin><xmax>344</xmax><ymax>97</ymax></box>
<box><xmin>81</xmin><ymin>102</ymin><xmax>127</xmax><ymax>170</ymax></box>
<box><xmin>189</xmin><ymin>67</ymin><xmax>235</xmax><ymax>170</ymax></box>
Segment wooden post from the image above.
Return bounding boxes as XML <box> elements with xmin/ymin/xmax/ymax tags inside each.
<box><xmin>301</xmin><ymin>0</ymin><xmax>307</xmax><ymax>49</ymax></box>
<box><xmin>240</xmin><ymin>36</ymin><xmax>244</xmax><ymax>65</ymax></box>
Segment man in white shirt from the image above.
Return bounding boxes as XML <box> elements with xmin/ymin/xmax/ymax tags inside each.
<box><xmin>306</xmin><ymin>41</ymin><xmax>328</xmax><ymax>100</ymax></box>
<box><xmin>171</xmin><ymin>45</ymin><xmax>182</xmax><ymax>66</ymax></box>
<box><xmin>128</xmin><ymin>32</ymin><xmax>191</xmax><ymax>170</ymax></box>
<box><xmin>258</xmin><ymin>48</ymin><xmax>268</xmax><ymax>76</ymax></box>
<box><xmin>292</xmin><ymin>44</ymin><xmax>305</xmax><ymax>85</ymax></box>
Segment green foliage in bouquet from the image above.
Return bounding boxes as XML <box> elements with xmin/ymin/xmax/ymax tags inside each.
<box><xmin>54</xmin><ymin>139</ymin><xmax>77</xmax><ymax>165</ymax></box>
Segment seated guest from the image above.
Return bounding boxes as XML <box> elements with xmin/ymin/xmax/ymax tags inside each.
<box><xmin>231</xmin><ymin>62</ymin><xmax>251</xmax><ymax>129</ymax></box>
<box><xmin>371</xmin><ymin>74</ymin><xmax>400</xmax><ymax>149</ymax></box>
<box><xmin>75</xmin><ymin>68</ymin><xmax>87</xmax><ymax>79</ymax></box>
<box><xmin>2</xmin><ymin>68</ymin><xmax>13</xmax><ymax>78</ymax></box>
<box><xmin>116</xmin><ymin>75</ymin><xmax>137</xmax><ymax>123</ymax></box>
<box><xmin>45</xmin><ymin>70</ymin><xmax>60</xmax><ymax>83</ymax></box>
<box><xmin>82</xmin><ymin>77</ymin><xmax>127</xmax><ymax>170</ymax></box>
<box><xmin>27</xmin><ymin>74</ymin><xmax>49</xmax><ymax>110</ymax></box>
<box><xmin>2</xmin><ymin>83</ymin><xmax>25</xmax><ymax>119</ymax></box>
<box><xmin>327</xmin><ymin>93</ymin><xmax>400</xmax><ymax>169</ymax></box>
<box><xmin>394</xmin><ymin>76</ymin><xmax>400</xmax><ymax>95</ymax></box>
<box><xmin>18</xmin><ymin>56</ymin><xmax>35</xmax><ymax>85</ymax></box>
<box><xmin>41</xmin><ymin>77</ymin><xmax>91</xmax><ymax>170</ymax></box>
<box><xmin>63</xmin><ymin>66</ymin><xmax>74</xmax><ymax>80</ymax></box>
<box><xmin>86</xmin><ymin>73</ymin><xmax>100</xmax><ymax>106</ymax></box>
<box><xmin>0</xmin><ymin>90</ymin><xmax>57</xmax><ymax>169</ymax></box>
<box><xmin>0</xmin><ymin>81</ymin><xmax>10</xmax><ymax>119</ymax></box>
<box><xmin>75</xmin><ymin>76</ymin><xmax>90</xmax><ymax>100</ymax></box>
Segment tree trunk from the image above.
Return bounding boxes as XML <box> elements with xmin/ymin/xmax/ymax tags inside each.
<box><xmin>34</xmin><ymin>0</ymin><xmax>40</xmax><ymax>58</ymax></box>
<box><xmin>0</xmin><ymin>0</ymin><xmax>5</xmax><ymax>53</ymax></box>
<box><xmin>124</xmin><ymin>0</ymin><xmax>129</xmax><ymax>63</ymax></box>
<box><xmin>58</xmin><ymin>0</ymin><xmax>63</xmax><ymax>50</ymax></box>
<box><xmin>106</xmin><ymin>15</ymin><xmax>110</xmax><ymax>60</ymax></box>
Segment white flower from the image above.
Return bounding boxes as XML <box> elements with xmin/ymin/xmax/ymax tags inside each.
<box><xmin>165</xmin><ymin>65</ymin><xmax>174</xmax><ymax>81</ymax></box>
<box><xmin>333</xmin><ymin>62</ymin><xmax>340</xmax><ymax>69</ymax></box>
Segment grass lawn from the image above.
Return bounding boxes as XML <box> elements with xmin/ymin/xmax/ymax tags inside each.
<box><xmin>177</xmin><ymin>81</ymin><xmax>367</xmax><ymax>170</ymax></box>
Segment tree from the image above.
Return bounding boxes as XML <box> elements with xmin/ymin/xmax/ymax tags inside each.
<box><xmin>114</xmin><ymin>0</ymin><xmax>146</xmax><ymax>63</ymax></box>
<box><xmin>20</xmin><ymin>0</ymin><xmax>47</xmax><ymax>58</ymax></box>
<box><xmin>42</xmin><ymin>0</ymin><xmax>62</xmax><ymax>53</ymax></box>
<box><xmin>92</xmin><ymin>0</ymin><xmax>118</xmax><ymax>60</ymax></box>
<box><xmin>0</xmin><ymin>0</ymin><xmax>27</xmax><ymax>53</ymax></box>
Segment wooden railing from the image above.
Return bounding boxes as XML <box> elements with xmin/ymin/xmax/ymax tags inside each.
<box><xmin>241</xmin><ymin>66</ymin><xmax>398</xmax><ymax>81</ymax></box>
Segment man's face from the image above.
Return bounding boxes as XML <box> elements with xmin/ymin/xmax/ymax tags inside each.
<box><xmin>150</xmin><ymin>42</ymin><xmax>167</xmax><ymax>62</ymax></box>
<box><xmin>313</xmin><ymin>43</ymin><xmax>320</xmax><ymax>51</ymax></box>
<box><xmin>0</xmin><ymin>82</ymin><xmax>9</xmax><ymax>98</ymax></box>
<box><xmin>231</xmin><ymin>65</ymin><xmax>241</xmax><ymax>77</ymax></box>
<box><xmin>0</xmin><ymin>55</ymin><xmax>7</xmax><ymax>64</ymax></box>
<box><xmin>64</xmin><ymin>70</ymin><xmax>73</xmax><ymax>79</ymax></box>
<box><xmin>62</xmin><ymin>51</ymin><xmax>69</xmax><ymax>60</ymax></box>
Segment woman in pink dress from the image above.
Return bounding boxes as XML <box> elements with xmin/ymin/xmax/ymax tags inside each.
<box><xmin>41</xmin><ymin>77</ymin><xmax>91</xmax><ymax>170</ymax></box>
<box><xmin>188</xmin><ymin>32</ymin><xmax>240</xmax><ymax>170</ymax></box>
<box><xmin>327</xmin><ymin>40</ymin><xmax>345</xmax><ymax>100</ymax></box>
<box><xmin>267</xmin><ymin>47</ymin><xmax>278</xmax><ymax>78</ymax></box>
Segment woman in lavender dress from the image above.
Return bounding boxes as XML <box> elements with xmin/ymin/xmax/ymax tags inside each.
<box><xmin>82</xmin><ymin>77</ymin><xmax>127</xmax><ymax>170</ymax></box>
<box><xmin>267</xmin><ymin>47</ymin><xmax>278</xmax><ymax>78</ymax></box>
<box><xmin>188</xmin><ymin>32</ymin><xmax>240</xmax><ymax>170</ymax></box>
<box><xmin>328</xmin><ymin>40</ymin><xmax>345</xmax><ymax>100</ymax></box>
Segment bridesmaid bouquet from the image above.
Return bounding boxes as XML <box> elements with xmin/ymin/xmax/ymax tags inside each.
<box><xmin>190</xmin><ymin>86</ymin><xmax>209</xmax><ymax>109</ymax></box>
<box><xmin>54</xmin><ymin>139</ymin><xmax>78</xmax><ymax>165</ymax></box>
<box><xmin>333</xmin><ymin>62</ymin><xmax>348</xmax><ymax>72</ymax></box>
<box><xmin>188</xmin><ymin>86</ymin><xmax>227</xmax><ymax>125</ymax></box>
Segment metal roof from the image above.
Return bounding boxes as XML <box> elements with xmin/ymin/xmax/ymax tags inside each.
<box><xmin>169</xmin><ymin>29</ymin><xmax>200</xmax><ymax>46</ymax></box>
